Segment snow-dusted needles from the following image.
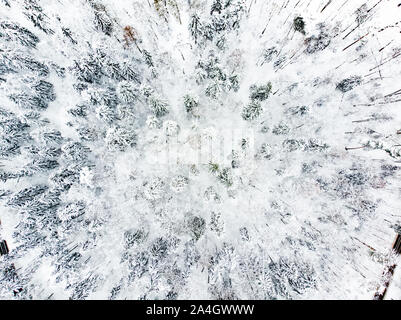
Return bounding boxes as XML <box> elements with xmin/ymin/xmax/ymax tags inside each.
<box><xmin>0</xmin><ymin>0</ymin><xmax>401</xmax><ymax>300</ymax></box>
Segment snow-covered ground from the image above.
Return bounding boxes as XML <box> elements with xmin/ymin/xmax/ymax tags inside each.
<box><xmin>0</xmin><ymin>0</ymin><xmax>401</xmax><ymax>299</ymax></box>
<box><xmin>386</xmin><ymin>261</ymin><xmax>401</xmax><ymax>299</ymax></box>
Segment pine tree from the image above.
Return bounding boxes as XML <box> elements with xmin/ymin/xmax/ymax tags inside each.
<box><xmin>0</xmin><ymin>21</ymin><xmax>39</xmax><ymax>48</ymax></box>
<box><xmin>68</xmin><ymin>104</ymin><xmax>88</xmax><ymax>118</ymax></box>
<box><xmin>148</xmin><ymin>96</ymin><xmax>169</xmax><ymax>117</ymax></box>
<box><xmin>183</xmin><ymin>94</ymin><xmax>199</xmax><ymax>117</ymax></box>
<box><xmin>305</xmin><ymin>25</ymin><xmax>331</xmax><ymax>54</ymax></box>
<box><xmin>120</xmin><ymin>61</ymin><xmax>141</xmax><ymax>83</ymax></box>
<box><xmin>105</xmin><ymin>126</ymin><xmax>137</xmax><ymax>151</ymax></box>
<box><xmin>242</xmin><ymin>101</ymin><xmax>262</xmax><ymax>121</ymax></box>
<box><xmin>210</xmin><ymin>0</ymin><xmax>223</xmax><ymax>15</ymax></box>
<box><xmin>23</xmin><ymin>0</ymin><xmax>54</xmax><ymax>34</ymax></box>
<box><xmin>293</xmin><ymin>16</ymin><xmax>305</xmax><ymax>35</ymax></box>
<box><xmin>93</xmin><ymin>11</ymin><xmax>113</xmax><ymax>36</ymax></box>
<box><xmin>73</xmin><ymin>55</ymin><xmax>102</xmax><ymax>84</ymax></box>
<box><xmin>189</xmin><ymin>13</ymin><xmax>203</xmax><ymax>44</ymax></box>
<box><xmin>249</xmin><ymin>82</ymin><xmax>272</xmax><ymax>101</ymax></box>
<box><xmin>218</xmin><ymin>167</ymin><xmax>233</xmax><ymax>187</ymax></box>
<box><xmin>228</xmin><ymin>75</ymin><xmax>239</xmax><ymax>92</ymax></box>
<box><xmin>96</xmin><ymin>104</ymin><xmax>117</xmax><ymax>124</ymax></box>
<box><xmin>336</xmin><ymin>76</ymin><xmax>362</xmax><ymax>93</ymax></box>
<box><xmin>1</xmin><ymin>0</ymin><xmax>10</xmax><ymax>7</ymax></box>
<box><xmin>0</xmin><ymin>108</ymin><xmax>30</xmax><ymax>158</ymax></box>
<box><xmin>142</xmin><ymin>49</ymin><xmax>154</xmax><ymax>68</ymax></box>
<box><xmin>117</xmin><ymin>81</ymin><xmax>139</xmax><ymax>104</ymax></box>
<box><xmin>205</xmin><ymin>81</ymin><xmax>223</xmax><ymax>99</ymax></box>
<box><xmin>62</xmin><ymin>27</ymin><xmax>77</xmax><ymax>44</ymax></box>
<box><xmin>8</xmin><ymin>93</ymin><xmax>49</xmax><ymax>110</ymax></box>
<box><xmin>186</xmin><ymin>215</ymin><xmax>206</xmax><ymax>241</ymax></box>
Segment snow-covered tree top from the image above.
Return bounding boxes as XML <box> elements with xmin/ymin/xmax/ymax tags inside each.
<box><xmin>0</xmin><ymin>0</ymin><xmax>400</xmax><ymax>300</ymax></box>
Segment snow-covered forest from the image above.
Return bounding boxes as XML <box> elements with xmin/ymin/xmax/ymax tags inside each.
<box><xmin>0</xmin><ymin>0</ymin><xmax>401</xmax><ymax>300</ymax></box>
